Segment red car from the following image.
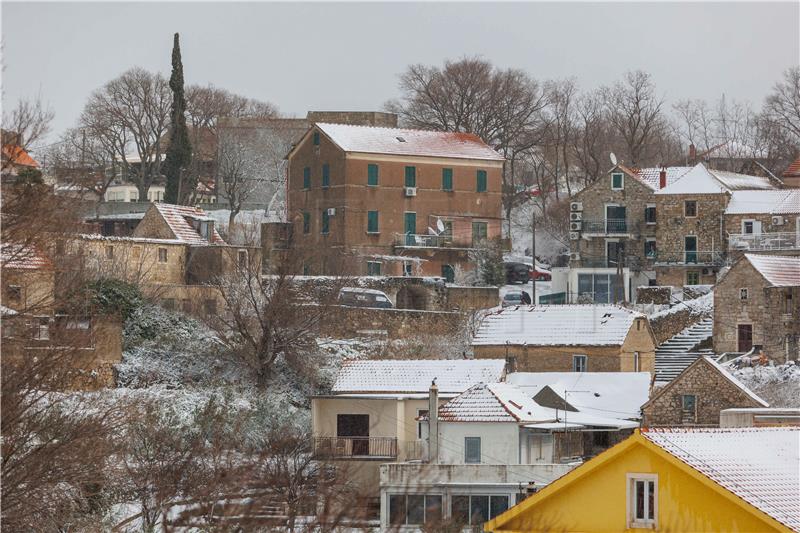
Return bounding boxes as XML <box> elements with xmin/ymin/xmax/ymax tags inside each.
<box><xmin>529</xmin><ymin>268</ymin><xmax>551</xmax><ymax>281</ymax></box>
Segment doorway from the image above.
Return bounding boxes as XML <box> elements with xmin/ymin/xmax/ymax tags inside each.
<box><xmin>337</xmin><ymin>414</ymin><xmax>369</xmax><ymax>455</ymax></box>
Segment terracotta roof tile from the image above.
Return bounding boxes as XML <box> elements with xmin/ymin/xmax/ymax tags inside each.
<box><xmin>153</xmin><ymin>203</ymin><xmax>225</xmax><ymax>245</ymax></box>
<box><xmin>1</xmin><ymin>243</ymin><xmax>52</xmax><ymax>270</ymax></box>
<box><xmin>745</xmin><ymin>254</ymin><xmax>800</xmax><ymax>287</ymax></box>
<box><xmin>2</xmin><ymin>145</ymin><xmax>39</xmax><ymax>168</ymax></box>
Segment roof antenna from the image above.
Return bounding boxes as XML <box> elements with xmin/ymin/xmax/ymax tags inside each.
<box><xmin>609</xmin><ymin>152</ymin><xmax>618</xmax><ymax>166</ymax></box>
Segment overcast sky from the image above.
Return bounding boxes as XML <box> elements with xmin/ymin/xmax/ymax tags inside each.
<box><xmin>2</xmin><ymin>2</ymin><xmax>798</xmax><ymax>145</ymax></box>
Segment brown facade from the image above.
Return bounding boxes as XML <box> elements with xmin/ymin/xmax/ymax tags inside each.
<box><xmin>642</xmin><ymin>357</ymin><xmax>766</xmax><ymax>427</ymax></box>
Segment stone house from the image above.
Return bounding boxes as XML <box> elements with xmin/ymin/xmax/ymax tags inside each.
<box><xmin>471</xmin><ymin>305</ymin><xmax>656</xmax><ymax>373</ymax></box>
<box><xmin>724</xmin><ymin>189</ymin><xmax>800</xmax><ymax>261</ymax></box>
<box><xmin>563</xmin><ymin>165</ymin><xmax>691</xmax><ymax>303</ymax></box>
<box><xmin>285</xmin><ymin>123</ymin><xmax>504</xmax><ymax>278</ymax></box>
<box><xmin>653</xmin><ymin>163</ymin><xmax>782</xmax><ymax>288</ymax></box>
<box><xmin>641</xmin><ymin>357</ymin><xmax>768</xmax><ymax>427</ymax></box>
<box><xmin>713</xmin><ymin>254</ymin><xmax>800</xmax><ymax>360</ymax></box>
<box><xmin>1</xmin><ymin>243</ymin><xmax>54</xmax><ymax>313</ymax></box>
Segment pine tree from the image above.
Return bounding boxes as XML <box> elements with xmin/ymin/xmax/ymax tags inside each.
<box><xmin>163</xmin><ymin>33</ymin><xmax>192</xmax><ymax>204</ymax></box>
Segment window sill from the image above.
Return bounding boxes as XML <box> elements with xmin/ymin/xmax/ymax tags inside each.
<box><xmin>366</xmin><ymin>231</ymin><xmax>381</xmax><ymax>235</ymax></box>
<box><xmin>627</xmin><ymin>521</ymin><xmax>657</xmax><ymax>530</ymax></box>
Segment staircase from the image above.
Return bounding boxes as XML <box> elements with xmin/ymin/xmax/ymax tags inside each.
<box><xmin>655</xmin><ymin>318</ymin><xmax>714</xmax><ymax>384</ymax></box>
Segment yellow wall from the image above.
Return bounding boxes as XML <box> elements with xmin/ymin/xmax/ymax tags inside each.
<box><xmin>489</xmin><ymin>436</ymin><xmax>788</xmax><ymax>533</ymax></box>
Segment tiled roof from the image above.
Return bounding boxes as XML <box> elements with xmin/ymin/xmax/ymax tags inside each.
<box><xmin>471</xmin><ymin>305</ymin><xmax>643</xmax><ymax>347</ymax></box>
<box><xmin>746</xmin><ymin>254</ymin><xmax>800</xmax><ymax>287</ymax></box>
<box><xmin>313</xmin><ymin>123</ymin><xmax>504</xmax><ymax>161</ymax></box>
<box><xmin>331</xmin><ymin>359</ymin><xmax>506</xmax><ymax>394</ymax></box>
<box><xmin>655</xmin><ymin>163</ymin><xmax>777</xmax><ymax>195</ymax></box>
<box><xmin>438</xmin><ymin>383</ymin><xmax>526</xmax><ymax>422</ymax></box>
<box><xmin>621</xmin><ymin>166</ymin><xmax>693</xmax><ymax>191</ymax></box>
<box><xmin>1</xmin><ymin>243</ymin><xmax>52</xmax><ymax>270</ymax></box>
<box><xmin>725</xmin><ymin>190</ymin><xmax>800</xmax><ymax>215</ymax></box>
<box><xmin>643</xmin><ymin>428</ymin><xmax>800</xmax><ymax>531</ymax></box>
<box><xmin>153</xmin><ymin>203</ymin><xmax>225</xmax><ymax>245</ymax></box>
<box><xmin>2</xmin><ymin>145</ymin><xmax>39</xmax><ymax>168</ymax></box>
<box><xmin>782</xmin><ymin>156</ymin><xmax>800</xmax><ymax>178</ymax></box>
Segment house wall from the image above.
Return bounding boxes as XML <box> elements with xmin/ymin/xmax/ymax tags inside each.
<box><xmin>1</xmin><ymin>268</ymin><xmax>55</xmax><ymax>313</ymax></box>
<box><xmin>437</xmin><ymin>422</ymin><xmax>520</xmax><ymax>465</ymax></box>
<box><xmin>642</xmin><ymin>360</ymin><xmax>766</xmax><ymax>427</ymax></box>
<box><xmin>133</xmin><ymin>207</ymin><xmax>176</xmax><ymax>240</ymax></box>
<box><xmin>75</xmin><ymin>238</ymin><xmax>188</xmax><ymax>285</ymax></box>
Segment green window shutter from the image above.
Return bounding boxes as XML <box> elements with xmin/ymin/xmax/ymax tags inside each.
<box><xmin>477</xmin><ymin>170</ymin><xmax>487</xmax><ymax>192</ymax></box>
<box><xmin>368</xmin><ymin>164</ymin><xmax>379</xmax><ymax>186</ymax></box>
<box><xmin>442</xmin><ymin>168</ymin><xmax>453</xmax><ymax>191</ymax></box>
<box><xmin>405</xmin><ymin>166</ymin><xmax>416</xmax><ymax>187</ymax></box>
<box><xmin>302</xmin><ymin>212</ymin><xmax>310</xmax><ymax>234</ymax></box>
<box><xmin>321</xmin><ymin>209</ymin><xmax>329</xmax><ymax>234</ymax></box>
<box><xmin>612</xmin><ymin>173</ymin><xmax>623</xmax><ymax>189</ymax></box>
<box><xmin>303</xmin><ymin>167</ymin><xmax>311</xmax><ymax>189</ymax></box>
<box><xmin>322</xmin><ymin>164</ymin><xmax>330</xmax><ymax>187</ymax></box>
<box><xmin>367</xmin><ymin>211</ymin><xmax>379</xmax><ymax>233</ymax></box>
<box><xmin>313</xmin><ymin>131</ymin><xmax>320</xmax><ymax>146</ymax></box>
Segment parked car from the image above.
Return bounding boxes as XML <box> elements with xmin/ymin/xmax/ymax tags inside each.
<box><xmin>530</xmin><ymin>268</ymin><xmax>552</xmax><ymax>281</ymax></box>
<box><xmin>501</xmin><ymin>290</ymin><xmax>531</xmax><ymax>307</ymax></box>
<box><xmin>337</xmin><ymin>287</ymin><xmax>394</xmax><ymax>309</ymax></box>
<box><xmin>504</xmin><ymin>262</ymin><xmax>531</xmax><ymax>284</ymax></box>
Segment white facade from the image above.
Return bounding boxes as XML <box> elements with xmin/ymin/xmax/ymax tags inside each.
<box><xmin>104</xmin><ymin>184</ymin><xmax>165</xmax><ymax>203</ymax></box>
<box><xmin>550</xmin><ymin>266</ymin><xmax>652</xmax><ymax>304</ymax></box>
<box><xmin>438</xmin><ymin>421</ymin><xmax>520</xmax><ymax>465</ymax></box>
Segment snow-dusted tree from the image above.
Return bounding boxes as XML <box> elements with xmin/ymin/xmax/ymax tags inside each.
<box><xmin>217</xmin><ymin>139</ymin><xmax>259</xmax><ymax>226</ymax></box>
<box><xmin>1</xmin><ymin>95</ymin><xmax>54</xmax><ymax>174</ymax></box>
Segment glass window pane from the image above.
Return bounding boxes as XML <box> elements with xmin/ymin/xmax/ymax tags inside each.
<box><xmin>465</xmin><ymin>437</ymin><xmax>481</xmax><ymax>463</ymax></box>
<box><xmin>490</xmin><ymin>495</ymin><xmax>509</xmax><ymax>519</ymax></box>
<box><xmin>407</xmin><ymin>494</ymin><xmax>424</xmax><ymax>525</ymax></box>
<box><xmin>635</xmin><ymin>480</ymin><xmax>645</xmax><ymax>519</ymax></box>
<box><xmin>451</xmin><ymin>495</ymin><xmax>470</xmax><ymax>525</ymax></box>
<box><xmin>471</xmin><ymin>495</ymin><xmax>489</xmax><ymax>525</ymax></box>
<box><xmin>648</xmin><ymin>481</ymin><xmax>655</xmax><ymax>520</ymax></box>
<box><xmin>595</xmin><ymin>275</ymin><xmax>610</xmax><ymax>304</ymax></box>
<box><xmin>425</xmin><ymin>495</ymin><xmax>442</xmax><ymax>524</ymax></box>
<box><xmin>578</xmin><ymin>274</ymin><xmax>593</xmax><ymax>298</ymax></box>
<box><xmin>389</xmin><ymin>495</ymin><xmax>406</xmax><ymax>525</ymax></box>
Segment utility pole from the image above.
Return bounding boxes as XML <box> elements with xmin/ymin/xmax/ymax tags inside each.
<box><xmin>531</xmin><ymin>209</ymin><xmax>536</xmax><ymax>305</ymax></box>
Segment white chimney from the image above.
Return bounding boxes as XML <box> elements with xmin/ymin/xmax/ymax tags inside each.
<box><xmin>428</xmin><ymin>378</ymin><xmax>439</xmax><ymax>464</ymax></box>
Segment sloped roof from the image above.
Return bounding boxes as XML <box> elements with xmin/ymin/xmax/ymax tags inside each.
<box><xmin>643</xmin><ymin>428</ymin><xmax>800</xmax><ymax>531</ymax></box>
<box><xmin>704</xmin><ymin>357</ymin><xmax>768</xmax><ymax>406</ymax></box>
<box><xmin>725</xmin><ymin>189</ymin><xmax>800</xmax><ymax>215</ymax></box>
<box><xmin>746</xmin><ymin>254</ymin><xmax>800</xmax><ymax>287</ymax></box>
<box><xmin>618</xmin><ymin>165</ymin><xmax>693</xmax><ymax>191</ymax></box>
<box><xmin>152</xmin><ymin>203</ymin><xmax>225</xmax><ymax>245</ymax></box>
<box><xmin>313</xmin><ymin>123</ymin><xmax>504</xmax><ymax>161</ymax></box>
<box><xmin>2</xmin><ymin>145</ymin><xmax>39</xmax><ymax>168</ymax></box>
<box><xmin>471</xmin><ymin>305</ymin><xmax>643</xmax><ymax>347</ymax></box>
<box><xmin>330</xmin><ymin>359</ymin><xmax>506</xmax><ymax>395</ymax></box>
<box><xmin>655</xmin><ymin>163</ymin><xmax>777</xmax><ymax>195</ymax></box>
<box><xmin>1</xmin><ymin>243</ymin><xmax>52</xmax><ymax>270</ymax></box>
<box><xmin>782</xmin><ymin>156</ymin><xmax>800</xmax><ymax>178</ymax></box>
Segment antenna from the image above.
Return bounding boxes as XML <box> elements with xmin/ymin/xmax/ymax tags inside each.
<box><xmin>609</xmin><ymin>152</ymin><xmax>618</xmax><ymax>166</ymax></box>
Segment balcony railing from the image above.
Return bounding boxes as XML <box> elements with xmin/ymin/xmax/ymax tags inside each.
<box><xmin>728</xmin><ymin>232</ymin><xmax>799</xmax><ymax>251</ymax></box>
<box><xmin>312</xmin><ymin>436</ymin><xmax>398</xmax><ymax>459</ymax></box>
<box><xmin>394</xmin><ymin>233</ymin><xmax>472</xmax><ymax>249</ymax></box>
<box><xmin>653</xmin><ymin>250</ymin><xmax>726</xmax><ymax>266</ymax></box>
<box><xmin>581</xmin><ymin>218</ymin><xmax>631</xmax><ymax>235</ymax></box>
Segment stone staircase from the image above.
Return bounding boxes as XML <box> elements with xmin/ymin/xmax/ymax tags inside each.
<box><xmin>655</xmin><ymin>317</ymin><xmax>714</xmax><ymax>384</ymax></box>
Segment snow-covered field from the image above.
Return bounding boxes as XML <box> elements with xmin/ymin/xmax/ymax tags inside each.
<box><xmin>733</xmin><ymin>362</ymin><xmax>800</xmax><ymax>408</ymax></box>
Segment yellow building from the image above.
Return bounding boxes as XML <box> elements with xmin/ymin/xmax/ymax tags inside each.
<box><xmin>486</xmin><ymin>427</ymin><xmax>799</xmax><ymax>533</ymax></box>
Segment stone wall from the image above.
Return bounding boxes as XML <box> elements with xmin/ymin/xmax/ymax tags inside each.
<box><xmin>649</xmin><ymin>305</ymin><xmax>711</xmax><ymax>345</ymax></box>
<box><xmin>474</xmin><ymin>343</ymin><xmax>654</xmax><ymax>373</ymax></box>
<box><xmin>636</xmin><ymin>286</ymin><xmax>672</xmax><ymax>305</ymax></box>
<box><xmin>642</xmin><ymin>358</ymin><xmax>766</xmax><ymax>427</ymax></box>
<box><xmin>319</xmin><ymin>306</ymin><xmax>463</xmax><ymax>339</ymax></box>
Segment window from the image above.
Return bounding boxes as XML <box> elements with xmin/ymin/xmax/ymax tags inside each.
<box><xmin>743</xmin><ymin>220</ymin><xmax>754</xmax><ymax>234</ymax></box>
<box><xmin>105</xmin><ymin>245</ymin><xmax>114</xmax><ymax>260</ymax></box>
<box><xmin>442</xmin><ymin>168</ymin><xmax>453</xmax><ymax>191</ymax></box>
<box><xmin>367</xmin><ymin>211</ymin><xmax>379</xmax><ymax>233</ymax></box>
<box><xmin>627</xmin><ymin>474</ymin><xmax>657</xmax><ymax>528</ymax></box>
<box><xmin>158</xmin><ymin>248</ymin><xmax>168</xmax><ymax>263</ymax></box>
<box><xmin>477</xmin><ymin>169</ymin><xmax>487</xmax><ymax>192</ymax></box>
<box><xmin>472</xmin><ymin>221</ymin><xmax>488</xmax><ymax>244</ymax></box>
<box><xmin>644</xmin><ymin>204</ymin><xmax>656</xmax><ymax>224</ymax></box>
<box><xmin>684</xmin><ymin>200</ymin><xmax>697</xmax><ymax>217</ymax></box>
<box><xmin>162</xmin><ymin>298</ymin><xmax>175</xmax><ymax>310</ymax></box>
<box><xmin>738</xmin><ymin>324</ymin><xmax>753</xmax><ymax>352</ymax></box>
<box><xmin>6</xmin><ymin>285</ymin><xmax>21</xmax><ymax>302</ymax></box>
<box><xmin>465</xmin><ymin>437</ymin><xmax>481</xmax><ymax>463</ymax></box>
<box><xmin>577</xmin><ymin>274</ymin><xmax>623</xmax><ymax>304</ymax></box>
<box><xmin>740</xmin><ymin>288</ymin><xmax>749</xmax><ymax>301</ymax></box>
<box><xmin>573</xmin><ymin>354</ymin><xmax>588</xmax><ymax>372</ymax></box>
<box><xmin>34</xmin><ymin>317</ymin><xmax>50</xmax><ymax>340</ymax></box>
<box><xmin>451</xmin><ymin>495</ymin><xmax>508</xmax><ymax>525</ymax></box>
<box><xmin>322</xmin><ymin>164</ymin><xmax>330</xmax><ymax>188</ymax></box>
<box><xmin>785</xmin><ymin>290</ymin><xmax>794</xmax><ymax>314</ymax></box>
<box><xmin>416</xmin><ymin>409</ymin><xmax>429</xmax><ymax>439</ymax></box>
<box><xmin>644</xmin><ymin>239</ymin><xmax>657</xmax><ymax>258</ymax></box>
<box><xmin>203</xmin><ymin>299</ymin><xmax>217</xmax><ymax>316</ymax></box>
<box><xmin>634</xmin><ymin>351</ymin><xmax>640</xmax><ymax>372</ymax></box>
<box><xmin>681</xmin><ymin>394</ymin><xmax>697</xmax><ymax>424</ymax></box>
<box><xmin>611</xmin><ymin>172</ymin><xmax>624</xmax><ymax>190</ymax></box>
<box><xmin>367</xmin><ymin>261</ymin><xmax>381</xmax><ymax>276</ymax></box>
<box><xmin>132</xmin><ymin>246</ymin><xmax>142</xmax><ymax>259</ymax></box>
<box><xmin>303</xmin><ymin>167</ymin><xmax>311</xmax><ymax>189</ymax></box>
<box><xmin>442</xmin><ymin>264</ymin><xmax>455</xmax><ymax>283</ymax></box>
<box><xmin>367</xmin><ymin>163</ymin><xmax>379</xmax><ymax>186</ymax></box>
<box><xmin>404</xmin><ymin>166</ymin><xmax>416</xmax><ymax>187</ymax></box>
<box><xmin>182</xmin><ymin>299</ymin><xmax>192</xmax><ymax>313</ymax></box>
<box><xmin>686</xmin><ymin>271</ymin><xmax>700</xmax><ymax>286</ymax></box>
<box><xmin>237</xmin><ymin>249</ymin><xmax>248</xmax><ymax>268</ymax></box>
<box><xmin>389</xmin><ymin>494</ymin><xmax>442</xmax><ymax>526</ymax></box>
<box><xmin>321</xmin><ymin>209</ymin><xmax>330</xmax><ymax>234</ymax></box>
<box><xmin>313</xmin><ymin>131</ymin><xmax>320</xmax><ymax>145</ymax></box>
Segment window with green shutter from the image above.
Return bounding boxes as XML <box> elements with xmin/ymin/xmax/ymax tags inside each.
<box><xmin>611</xmin><ymin>172</ymin><xmax>624</xmax><ymax>190</ymax></box>
<box><xmin>313</xmin><ymin>131</ymin><xmax>320</xmax><ymax>146</ymax></box>
<box><xmin>476</xmin><ymin>170</ymin><xmax>487</xmax><ymax>192</ymax></box>
<box><xmin>442</xmin><ymin>168</ymin><xmax>453</xmax><ymax>191</ymax></box>
<box><xmin>367</xmin><ymin>211</ymin><xmax>379</xmax><ymax>233</ymax></box>
<box><xmin>405</xmin><ymin>166</ymin><xmax>416</xmax><ymax>187</ymax></box>
<box><xmin>303</xmin><ymin>167</ymin><xmax>311</xmax><ymax>189</ymax></box>
<box><xmin>367</xmin><ymin>164</ymin><xmax>379</xmax><ymax>186</ymax></box>
<box><xmin>367</xmin><ymin>261</ymin><xmax>382</xmax><ymax>276</ymax></box>
<box><xmin>472</xmin><ymin>221</ymin><xmax>488</xmax><ymax>244</ymax></box>
<box><xmin>322</xmin><ymin>164</ymin><xmax>330</xmax><ymax>188</ymax></box>
<box><xmin>302</xmin><ymin>212</ymin><xmax>310</xmax><ymax>234</ymax></box>
<box><xmin>321</xmin><ymin>209</ymin><xmax>329</xmax><ymax>234</ymax></box>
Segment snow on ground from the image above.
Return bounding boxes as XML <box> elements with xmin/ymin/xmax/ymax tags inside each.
<box><xmin>732</xmin><ymin>362</ymin><xmax>800</xmax><ymax>408</ymax></box>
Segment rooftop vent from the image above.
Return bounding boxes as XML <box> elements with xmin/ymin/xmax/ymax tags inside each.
<box><xmin>396</xmin><ymin>136</ymin><xmax>406</xmax><ymax>143</ymax></box>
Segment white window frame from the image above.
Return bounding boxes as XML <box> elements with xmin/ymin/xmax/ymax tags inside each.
<box><xmin>739</xmin><ymin>288</ymin><xmax>749</xmax><ymax>301</ymax></box>
<box><xmin>633</xmin><ymin>351</ymin><xmax>640</xmax><ymax>372</ymax></box>
<box><xmin>572</xmin><ymin>354</ymin><xmax>588</xmax><ymax>372</ymax></box>
<box><xmin>611</xmin><ymin>172</ymin><xmax>624</xmax><ymax>190</ymax></box>
<box><xmin>464</xmin><ymin>437</ymin><xmax>481</xmax><ymax>464</ymax></box>
<box><xmin>626</xmin><ymin>473</ymin><xmax>658</xmax><ymax>529</ymax></box>
<box><xmin>416</xmin><ymin>408</ymin><xmax>429</xmax><ymax>440</ymax></box>
<box><xmin>644</xmin><ymin>204</ymin><xmax>656</xmax><ymax>225</ymax></box>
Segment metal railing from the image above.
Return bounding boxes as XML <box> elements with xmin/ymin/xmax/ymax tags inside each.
<box><xmin>728</xmin><ymin>232</ymin><xmax>799</xmax><ymax>251</ymax></box>
<box><xmin>312</xmin><ymin>436</ymin><xmax>398</xmax><ymax>459</ymax></box>
<box><xmin>393</xmin><ymin>232</ymin><xmax>472</xmax><ymax>248</ymax></box>
<box><xmin>653</xmin><ymin>250</ymin><xmax>726</xmax><ymax>266</ymax></box>
<box><xmin>577</xmin><ymin>256</ymin><xmax>647</xmax><ymax>269</ymax></box>
<box><xmin>581</xmin><ymin>218</ymin><xmax>631</xmax><ymax>234</ymax></box>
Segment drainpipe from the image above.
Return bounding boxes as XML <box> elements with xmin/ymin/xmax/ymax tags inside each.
<box><xmin>428</xmin><ymin>379</ymin><xmax>439</xmax><ymax>464</ymax></box>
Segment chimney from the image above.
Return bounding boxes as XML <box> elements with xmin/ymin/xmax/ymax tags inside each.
<box><xmin>427</xmin><ymin>379</ymin><xmax>439</xmax><ymax>464</ymax></box>
<box><xmin>688</xmin><ymin>143</ymin><xmax>697</xmax><ymax>163</ymax></box>
<box><xmin>659</xmin><ymin>167</ymin><xmax>667</xmax><ymax>189</ymax></box>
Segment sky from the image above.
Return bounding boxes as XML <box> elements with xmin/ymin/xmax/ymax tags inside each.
<box><xmin>2</xmin><ymin>1</ymin><xmax>798</xmax><ymax>145</ymax></box>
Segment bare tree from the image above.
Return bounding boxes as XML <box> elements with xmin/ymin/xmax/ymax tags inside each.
<box><xmin>45</xmin><ymin>126</ymin><xmax>123</xmax><ymax>199</ymax></box>
<box><xmin>217</xmin><ymin>139</ymin><xmax>261</xmax><ymax>226</ymax></box>
<box><xmin>763</xmin><ymin>66</ymin><xmax>800</xmax><ymax>144</ymax></box>
<box><xmin>1</xmin><ymin>95</ymin><xmax>54</xmax><ymax>173</ymax></box>
<box><xmin>571</xmin><ymin>90</ymin><xmax>613</xmax><ymax>186</ymax></box>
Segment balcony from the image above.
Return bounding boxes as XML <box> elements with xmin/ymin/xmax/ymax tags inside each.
<box><xmin>312</xmin><ymin>436</ymin><xmax>398</xmax><ymax>459</ymax></box>
<box><xmin>393</xmin><ymin>233</ymin><xmax>472</xmax><ymax>249</ymax></box>
<box><xmin>653</xmin><ymin>250</ymin><xmax>726</xmax><ymax>267</ymax></box>
<box><xmin>580</xmin><ymin>219</ymin><xmax>635</xmax><ymax>236</ymax></box>
<box><xmin>728</xmin><ymin>232</ymin><xmax>799</xmax><ymax>252</ymax></box>
<box><xmin>380</xmin><ymin>462</ymin><xmax>576</xmax><ymax>489</ymax></box>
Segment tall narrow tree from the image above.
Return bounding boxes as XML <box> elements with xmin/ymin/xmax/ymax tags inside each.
<box><xmin>163</xmin><ymin>33</ymin><xmax>193</xmax><ymax>204</ymax></box>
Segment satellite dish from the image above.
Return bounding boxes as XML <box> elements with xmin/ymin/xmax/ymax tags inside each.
<box><xmin>427</xmin><ymin>227</ymin><xmax>437</xmax><ymax>235</ymax></box>
<box><xmin>436</xmin><ymin>218</ymin><xmax>445</xmax><ymax>233</ymax></box>
<box><xmin>609</xmin><ymin>152</ymin><xmax>618</xmax><ymax>166</ymax></box>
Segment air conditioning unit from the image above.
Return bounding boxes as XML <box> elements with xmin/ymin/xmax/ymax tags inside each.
<box><xmin>569</xmin><ymin>232</ymin><xmax>580</xmax><ymax>240</ymax></box>
<box><xmin>570</xmin><ymin>252</ymin><xmax>581</xmax><ymax>261</ymax></box>
<box><xmin>404</xmin><ymin>187</ymin><xmax>417</xmax><ymax>197</ymax></box>
<box><xmin>570</xmin><ymin>201</ymin><xmax>583</xmax><ymax>212</ymax></box>
<box><xmin>570</xmin><ymin>221</ymin><xmax>582</xmax><ymax>231</ymax></box>
<box><xmin>327</xmin><ymin>208</ymin><xmax>336</xmax><ymax>216</ymax></box>
<box><xmin>772</xmin><ymin>216</ymin><xmax>785</xmax><ymax>226</ymax></box>
<box><xmin>570</xmin><ymin>212</ymin><xmax>583</xmax><ymax>221</ymax></box>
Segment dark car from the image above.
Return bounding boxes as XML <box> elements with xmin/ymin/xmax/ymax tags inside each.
<box><xmin>504</xmin><ymin>262</ymin><xmax>531</xmax><ymax>284</ymax></box>
<box><xmin>337</xmin><ymin>288</ymin><xmax>394</xmax><ymax>308</ymax></box>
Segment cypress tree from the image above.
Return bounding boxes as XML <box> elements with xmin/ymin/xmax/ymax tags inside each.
<box><xmin>163</xmin><ymin>32</ymin><xmax>192</xmax><ymax>204</ymax></box>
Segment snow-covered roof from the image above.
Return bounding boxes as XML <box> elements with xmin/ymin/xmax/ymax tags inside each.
<box><xmin>643</xmin><ymin>427</ymin><xmax>800</xmax><ymax>531</ymax></box>
<box><xmin>312</xmin><ymin>123</ymin><xmax>504</xmax><ymax>161</ymax></box>
<box><xmin>471</xmin><ymin>305</ymin><xmax>644</xmax><ymax>347</ymax></box>
<box><xmin>745</xmin><ymin>254</ymin><xmax>800</xmax><ymax>287</ymax></box>
<box><xmin>1</xmin><ymin>243</ymin><xmax>52</xmax><ymax>270</ymax></box>
<box><xmin>330</xmin><ymin>359</ymin><xmax>506</xmax><ymax>395</ymax></box>
<box><xmin>704</xmin><ymin>357</ymin><xmax>768</xmax><ymax>407</ymax></box>
<box><xmin>725</xmin><ymin>189</ymin><xmax>800</xmax><ymax>215</ymax></box>
<box><xmin>507</xmin><ymin>372</ymin><xmax>651</xmax><ymax>420</ymax></box>
<box><xmin>151</xmin><ymin>203</ymin><xmax>225</xmax><ymax>245</ymax></box>
<box><xmin>89</xmin><ymin>212</ymin><xmax>147</xmax><ymax>221</ymax></box>
<box><xmin>79</xmin><ymin>234</ymin><xmax>186</xmax><ymax>246</ymax></box>
<box><xmin>621</xmin><ymin>166</ymin><xmax>693</xmax><ymax>191</ymax></box>
<box><xmin>655</xmin><ymin>163</ymin><xmax>777</xmax><ymax>195</ymax></box>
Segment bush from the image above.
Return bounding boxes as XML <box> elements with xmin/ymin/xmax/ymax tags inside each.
<box><xmin>469</xmin><ymin>239</ymin><xmax>506</xmax><ymax>286</ymax></box>
<box><xmin>87</xmin><ymin>279</ymin><xmax>143</xmax><ymax>321</ymax></box>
